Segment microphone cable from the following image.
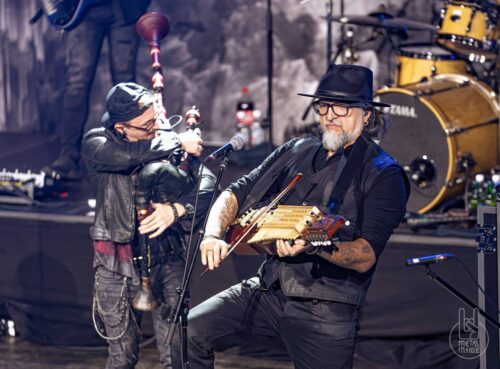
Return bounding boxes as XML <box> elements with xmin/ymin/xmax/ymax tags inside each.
<box><xmin>452</xmin><ymin>255</ymin><xmax>500</xmax><ymax>316</ymax></box>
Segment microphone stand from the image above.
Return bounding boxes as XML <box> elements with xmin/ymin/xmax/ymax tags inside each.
<box><xmin>165</xmin><ymin>154</ymin><xmax>232</xmax><ymax>369</ymax></box>
<box><xmin>262</xmin><ymin>0</ymin><xmax>274</xmax><ymax>154</ymax></box>
<box><xmin>326</xmin><ymin>0</ymin><xmax>334</xmax><ymax>67</ymax></box>
<box><xmin>423</xmin><ymin>264</ymin><xmax>500</xmax><ymax>329</ymax></box>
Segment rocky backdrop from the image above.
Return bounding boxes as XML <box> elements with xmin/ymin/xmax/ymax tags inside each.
<box><xmin>0</xmin><ymin>0</ymin><xmax>438</xmax><ymax>144</ymax></box>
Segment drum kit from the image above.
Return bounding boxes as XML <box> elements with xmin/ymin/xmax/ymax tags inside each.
<box><xmin>328</xmin><ymin>0</ymin><xmax>499</xmax><ymax>214</ymax></box>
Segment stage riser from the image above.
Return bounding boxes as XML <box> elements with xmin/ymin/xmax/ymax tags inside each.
<box><xmin>0</xmin><ymin>216</ymin><xmax>479</xmax><ymax>367</ymax></box>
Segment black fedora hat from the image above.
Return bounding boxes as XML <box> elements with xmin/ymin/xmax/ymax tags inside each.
<box><xmin>101</xmin><ymin>82</ymin><xmax>156</xmax><ymax>128</ymax></box>
<box><xmin>298</xmin><ymin>63</ymin><xmax>390</xmax><ymax>108</ymax></box>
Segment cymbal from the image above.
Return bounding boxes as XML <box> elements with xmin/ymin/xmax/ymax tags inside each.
<box><xmin>327</xmin><ymin>14</ymin><xmax>437</xmax><ymax>32</ymax></box>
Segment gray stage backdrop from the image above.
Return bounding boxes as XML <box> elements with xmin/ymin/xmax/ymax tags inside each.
<box><xmin>0</xmin><ymin>0</ymin><xmax>438</xmax><ymax>144</ymax></box>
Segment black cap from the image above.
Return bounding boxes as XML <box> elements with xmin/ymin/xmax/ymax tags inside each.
<box><xmin>298</xmin><ymin>63</ymin><xmax>390</xmax><ymax>108</ymax></box>
<box><xmin>101</xmin><ymin>82</ymin><xmax>156</xmax><ymax>128</ymax></box>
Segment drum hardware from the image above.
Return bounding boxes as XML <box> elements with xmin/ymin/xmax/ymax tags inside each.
<box><xmin>446</xmin><ymin>177</ymin><xmax>465</xmax><ymax>187</ymax></box>
<box><xmin>327</xmin><ymin>13</ymin><xmax>437</xmax><ymax>32</ymax></box>
<box><xmin>405</xmin><ymin>155</ymin><xmax>437</xmax><ymax>189</ymax></box>
<box><xmin>414</xmin><ymin>89</ymin><xmax>433</xmax><ymax>97</ymax></box>
<box><xmin>340</xmin><ymin>27</ymin><xmax>359</xmax><ymax>64</ymax></box>
<box><xmin>444</xmin><ymin>127</ymin><xmax>465</xmax><ymax>135</ymax></box>
<box><xmin>331</xmin><ymin>26</ymin><xmax>387</xmax><ymax>66</ymax></box>
<box><xmin>415</xmin><ymin>79</ymin><xmax>470</xmax><ymax>96</ymax></box>
<box><xmin>445</xmin><ymin>117</ymin><xmax>499</xmax><ymax>136</ymax></box>
<box><xmin>457</xmin><ymin>153</ymin><xmax>476</xmax><ymax>173</ymax></box>
<box><xmin>456</xmin><ymin>152</ymin><xmax>477</xmax><ymax>211</ymax></box>
<box><xmin>406</xmin><ymin>212</ymin><xmax>477</xmax><ymax>230</ymax></box>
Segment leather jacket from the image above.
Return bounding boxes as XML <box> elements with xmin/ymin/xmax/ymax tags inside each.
<box><xmin>81</xmin><ymin>127</ymin><xmax>182</xmax><ymax>243</ymax></box>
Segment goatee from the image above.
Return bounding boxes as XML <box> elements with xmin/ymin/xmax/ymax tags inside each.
<box><xmin>322</xmin><ymin>129</ymin><xmax>348</xmax><ymax>152</ymax></box>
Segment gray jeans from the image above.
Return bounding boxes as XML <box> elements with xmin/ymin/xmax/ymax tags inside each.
<box><xmin>94</xmin><ymin>260</ymin><xmax>184</xmax><ymax>369</ymax></box>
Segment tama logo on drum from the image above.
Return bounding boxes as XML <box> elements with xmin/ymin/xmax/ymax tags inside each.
<box><xmin>387</xmin><ymin>104</ymin><xmax>418</xmax><ymax>118</ymax></box>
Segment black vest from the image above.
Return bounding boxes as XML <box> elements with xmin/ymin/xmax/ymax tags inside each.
<box><xmin>237</xmin><ymin>135</ymin><xmax>405</xmax><ymax>306</ymax></box>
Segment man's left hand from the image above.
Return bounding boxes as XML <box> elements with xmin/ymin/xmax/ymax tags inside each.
<box><xmin>138</xmin><ymin>203</ymin><xmax>176</xmax><ymax>238</ymax></box>
<box><xmin>275</xmin><ymin>239</ymin><xmax>311</xmax><ymax>258</ymax></box>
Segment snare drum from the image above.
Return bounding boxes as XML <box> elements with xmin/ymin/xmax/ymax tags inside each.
<box><xmin>437</xmin><ymin>1</ymin><xmax>499</xmax><ymax>60</ymax></box>
<box><xmin>395</xmin><ymin>43</ymin><xmax>468</xmax><ymax>86</ymax></box>
<box><xmin>376</xmin><ymin>74</ymin><xmax>499</xmax><ymax>213</ymax></box>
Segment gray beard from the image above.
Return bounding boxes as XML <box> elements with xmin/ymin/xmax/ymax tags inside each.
<box><xmin>322</xmin><ymin>129</ymin><xmax>349</xmax><ymax>152</ymax></box>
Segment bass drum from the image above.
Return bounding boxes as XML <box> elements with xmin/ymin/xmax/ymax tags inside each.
<box><xmin>376</xmin><ymin>74</ymin><xmax>499</xmax><ymax>214</ymax></box>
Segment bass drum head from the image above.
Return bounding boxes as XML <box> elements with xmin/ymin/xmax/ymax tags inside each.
<box><xmin>375</xmin><ymin>89</ymin><xmax>450</xmax><ymax>213</ymax></box>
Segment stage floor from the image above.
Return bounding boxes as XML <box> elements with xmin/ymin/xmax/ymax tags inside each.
<box><xmin>0</xmin><ymin>336</ymin><xmax>293</xmax><ymax>369</ymax></box>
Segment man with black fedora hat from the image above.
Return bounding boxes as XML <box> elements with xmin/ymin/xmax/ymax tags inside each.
<box><xmin>171</xmin><ymin>64</ymin><xmax>409</xmax><ymax>369</ymax></box>
<box><xmin>82</xmin><ymin>82</ymin><xmax>216</xmax><ymax>369</ymax></box>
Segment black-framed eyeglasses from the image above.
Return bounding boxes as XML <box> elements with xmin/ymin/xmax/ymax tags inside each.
<box><xmin>312</xmin><ymin>102</ymin><xmax>351</xmax><ymax>117</ymax></box>
<box><xmin>123</xmin><ymin>116</ymin><xmax>157</xmax><ymax>132</ymax></box>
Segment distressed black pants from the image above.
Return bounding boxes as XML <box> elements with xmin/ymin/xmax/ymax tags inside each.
<box><xmin>94</xmin><ymin>260</ymin><xmax>184</xmax><ymax>369</ymax></box>
<box><xmin>171</xmin><ymin>277</ymin><xmax>358</xmax><ymax>369</ymax></box>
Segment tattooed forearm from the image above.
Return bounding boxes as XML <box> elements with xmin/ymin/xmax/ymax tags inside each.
<box><xmin>318</xmin><ymin>238</ymin><xmax>376</xmax><ymax>273</ymax></box>
<box><xmin>335</xmin><ymin>244</ymin><xmax>356</xmax><ymax>265</ymax></box>
<box><xmin>204</xmin><ymin>191</ymin><xmax>239</xmax><ymax>238</ymax></box>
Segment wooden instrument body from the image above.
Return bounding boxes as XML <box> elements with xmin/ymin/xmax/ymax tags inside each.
<box><xmin>225</xmin><ymin>205</ymin><xmax>345</xmax><ymax>256</ymax></box>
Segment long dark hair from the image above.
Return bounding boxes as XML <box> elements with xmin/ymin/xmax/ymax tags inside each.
<box><xmin>364</xmin><ymin>107</ymin><xmax>390</xmax><ymax>140</ymax></box>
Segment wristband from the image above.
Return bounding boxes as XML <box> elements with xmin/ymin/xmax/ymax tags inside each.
<box><xmin>168</xmin><ymin>202</ymin><xmax>179</xmax><ymax>223</ymax></box>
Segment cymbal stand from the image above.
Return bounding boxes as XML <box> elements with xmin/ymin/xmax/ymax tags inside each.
<box><xmin>331</xmin><ymin>26</ymin><xmax>358</xmax><ymax>65</ymax></box>
<box><xmin>263</xmin><ymin>0</ymin><xmax>274</xmax><ymax>153</ymax></box>
<box><xmin>301</xmin><ymin>0</ymin><xmax>344</xmax><ymax>122</ymax></box>
<box><xmin>370</xmin><ymin>2</ymin><xmax>412</xmax><ymax>86</ymax></box>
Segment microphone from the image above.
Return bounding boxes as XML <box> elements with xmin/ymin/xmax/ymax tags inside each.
<box><xmin>405</xmin><ymin>253</ymin><xmax>455</xmax><ymax>267</ymax></box>
<box><xmin>203</xmin><ymin>134</ymin><xmax>246</xmax><ymax>163</ymax></box>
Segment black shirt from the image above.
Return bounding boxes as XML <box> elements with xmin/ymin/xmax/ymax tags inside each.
<box><xmin>228</xmin><ymin>140</ymin><xmax>408</xmax><ymax>258</ymax></box>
